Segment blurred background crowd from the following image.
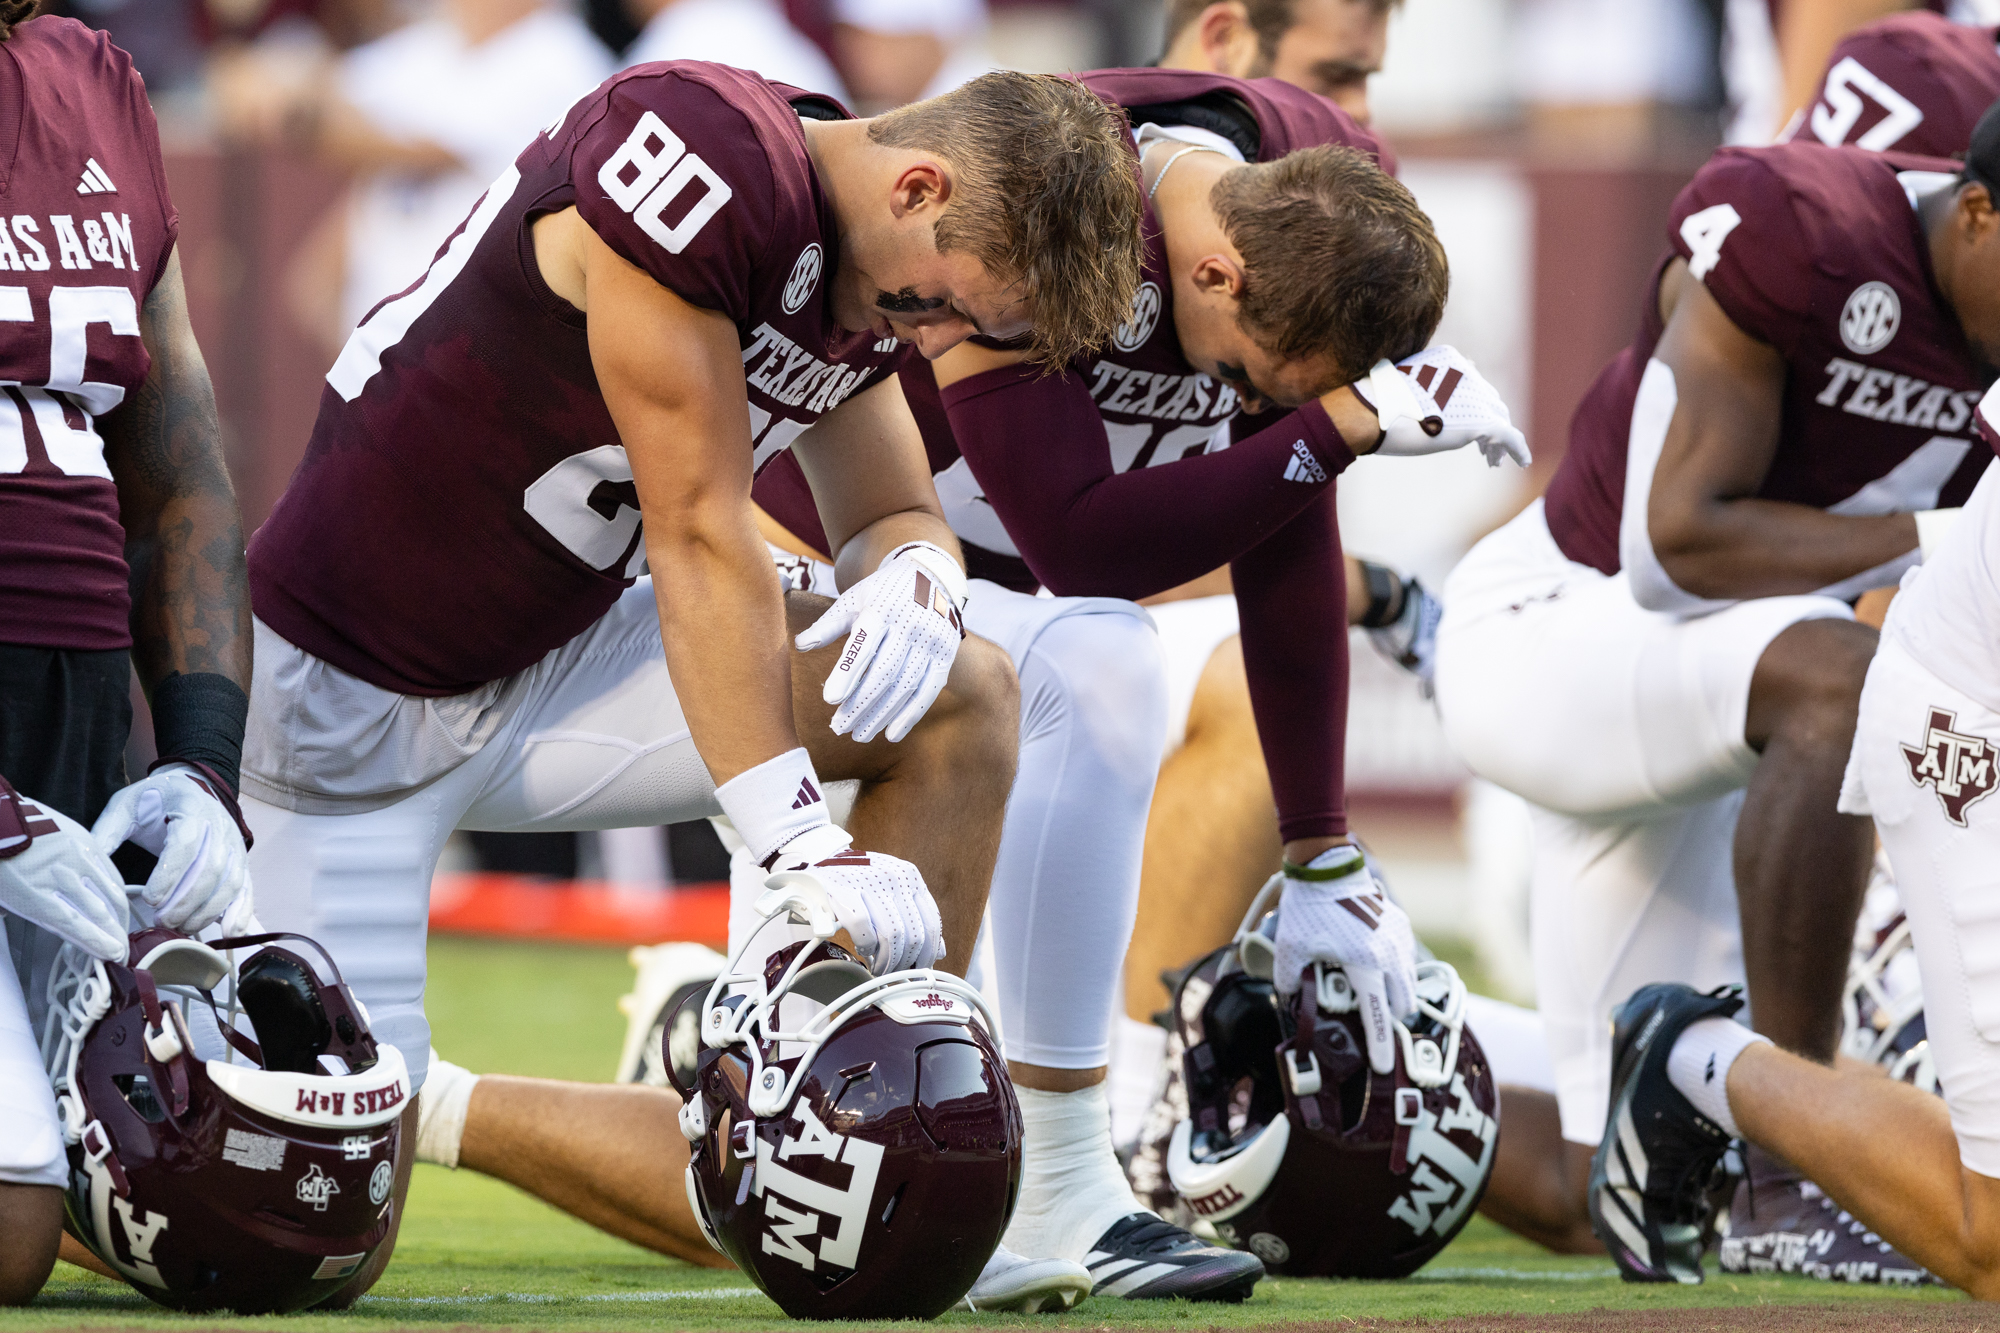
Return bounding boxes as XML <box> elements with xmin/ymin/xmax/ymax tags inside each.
<box><xmin>63</xmin><ymin>0</ymin><xmax>1991</xmax><ymax>989</ymax></box>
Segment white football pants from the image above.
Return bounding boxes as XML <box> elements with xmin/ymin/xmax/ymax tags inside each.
<box><xmin>0</xmin><ymin>916</ymin><xmax>65</xmax><ymax>1187</ymax></box>
<box><xmin>1843</xmin><ymin>632</ymin><xmax>2000</xmax><ymax>1177</ymax></box>
<box><xmin>245</xmin><ymin>581</ymin><xmax>725</xmax><ymax>1092</ymax></box>
<box><xmin>1435</xmin><ymin>500</ymin><xmax>1851</xmax><ymax>1143</ymax></box>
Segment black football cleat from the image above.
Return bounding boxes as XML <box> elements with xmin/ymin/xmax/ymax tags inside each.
<box><xmin>1082</xmin><ymin>1214</ymin><xmax>1265</xmax><ymax>1301</ymax></box>
<box><xmin>1589</xmin><ymin>983</ymin><xmax>1746</xmax><ymax>1284</ymax></box>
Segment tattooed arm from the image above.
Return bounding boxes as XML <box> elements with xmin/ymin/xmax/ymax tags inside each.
<box><xmin>100</xmin><ymin>246</ymin><xmax>251</xmax><ymax>697</ymax></box>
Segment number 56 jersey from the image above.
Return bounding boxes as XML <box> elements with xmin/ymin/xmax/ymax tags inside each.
<box><xmin>249</xmin><ymin>63</ymin><xmax>905</xmax><ymax>698</ymax></box>
<box><xmin>0</xmin><ymin>18</ymin><xmax>178</xmax><ymax>653</ymax></box>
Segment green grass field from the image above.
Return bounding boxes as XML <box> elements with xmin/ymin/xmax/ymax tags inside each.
<box><xmin>8</xmin><ymin>936</ymin><xmax>1975</xmax><ymax>1330</ymax></box>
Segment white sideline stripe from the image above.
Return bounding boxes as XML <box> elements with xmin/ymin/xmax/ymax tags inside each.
<box><xmin>1416</xmin><ymin>1266</ymin><xmax>1619</xmax><ymax>1282</ymax></box>
<box><xmin>355</xmin><ymin>1287</ymin><xmax>761</xmax><ymax>1306</ymax></box>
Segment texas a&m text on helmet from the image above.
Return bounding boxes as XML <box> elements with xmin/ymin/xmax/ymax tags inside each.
<box><xmin>1163</xmin><ymin>883</ymin><xmax>1500</xmax><ymax>1278</ymax></box>
<box><xmin>676</xmin><ymin>883</ymin><xmax>1022</xmax><ymax>1319</ymax></box>
<box><xmin>41</xmin><ymin>927</ymin><xmax>409</xmax><ymax>1313</ymax></box>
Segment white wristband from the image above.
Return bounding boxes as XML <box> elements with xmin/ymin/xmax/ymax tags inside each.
<box><xmin>886</xmin><ymin>541</ymin><xmax>968</xmax><ymax>609</ymax></box>
<box><xmin>1917</xmin><ymin>508</ymin><xmax>1963</xmax><ymax>561</ymax></box>
<box><xmin>714</xmin><ymin>747</ymin><xmax>834</xmax><ymax>869</ymax></box>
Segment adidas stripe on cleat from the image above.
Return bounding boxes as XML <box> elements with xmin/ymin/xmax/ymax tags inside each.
<box><xmin>1588</xmin><ymin>983</ymin><xmax>1746</xmax><ymax>1284</ymax></box>
<box><xmin>1081</xmin><ymin>1214</ymin><xmax>1264</xmax><ymax>1302</ymax></box>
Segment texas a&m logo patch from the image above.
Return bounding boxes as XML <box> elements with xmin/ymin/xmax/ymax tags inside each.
<box><xmin>1904</xmin><ymin>707</ymin><xmax>1998</xmax><ymax>826</ymax></box>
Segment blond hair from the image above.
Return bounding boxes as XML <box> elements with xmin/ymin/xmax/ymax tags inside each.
<box><xmin>869</xmin><ymin>72</ymin><xmax>1144</xmax><ymax>366</ymax></box>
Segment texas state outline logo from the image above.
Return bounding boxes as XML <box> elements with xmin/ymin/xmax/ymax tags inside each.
<box><xmin>1903</xmin><ymin>706</ymin><xmax>1998</xmax><ymax>826</ymax></box>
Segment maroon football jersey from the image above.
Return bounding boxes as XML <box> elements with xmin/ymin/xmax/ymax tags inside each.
<box><xmin>756</xmin><ymin>67</ymin><xmax>1386</xmax><ymax>589</ymax></box>
<box><xmin>1783</xmin><ymin>12</ymin><xmax>2000</xmax><ymax>158</ymax></box>
<box><xmin>753</xmin><ymin>69</ymin><xmax>1385</xmax><ymax>843</ymax></box>
<box><xmin>0</xmin><ymin>17</ymin><xmax>179</xmax><ymax>653</ymax></box>
<box><xmin>1546</xmin><ymin>143</ymin><xmax>1991</xmax><ymax>579</ymax></box>
<box><xmin>250</xmin><ymin>63</ymin><xmax>906</xmax><ymax>696</ymax></box>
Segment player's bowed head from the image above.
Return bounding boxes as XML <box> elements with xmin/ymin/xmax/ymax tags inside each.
<box><xmin>1164</xmin><ymin>144</ymin><xmax>1449</xmax><ymax>416</ymax></box>
<box><xmin>804</xmin><ymin>71</ymin><xmax>1146</xmax><ymax>366</ymax></box>
<box><xmin>1928</xmin><ymin>100</ymin><xmax>2000</xmax><ymax>369</ymax></box>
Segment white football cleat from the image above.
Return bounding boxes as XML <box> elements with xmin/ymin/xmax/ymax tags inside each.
<box><xmin>963</xmin><ymin>1245</ymin><xmax>1093</xmax><ymax>1313</ymax></box>
<box><xmin>614</xmin><ymin>942</ymin><xmax>726</xmax><ymax>1086</ymax></box>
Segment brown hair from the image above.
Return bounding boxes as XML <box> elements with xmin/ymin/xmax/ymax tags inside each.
<box><xmin>1209</xmin><ymin>145</ymin><xmax>1446</xmax><ymax>376</ymax></box>
<box><xmin>868</xmin><ymin>71</ymin><xmax>1144</xmax><ymax>367</ymax></box>
<box><xmin>0</xmin><ymin>0</ymin><xmax>39</xmax><ymax>41</ymax></box>
<box><xmin>1162</xmin><ymin>0</ymin><xmax>1399</xmax><ymax>69</ymax></box>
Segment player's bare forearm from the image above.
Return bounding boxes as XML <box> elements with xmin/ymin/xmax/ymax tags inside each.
<box><xmin>583</xmin><ymin>225</ymin><xmax>800</xmax><ymax>784</ymax></box>
<box><xmin>646</xmin><ymin>503</ymin><xmax>801</xmax><ymax>783</ymax></box>
<box><xmin>1654</xmin><ymin>496</ymin><xmax>1917</xmax><ymax>600</ymax></box>
<box><xmin>791</xmin><ymin>374</ymin><xmax>961</xmax><ymax>590</ymax></box>
<box><xmin>103</xmin><ymin>248</ymin><xmax>252</xmax><ymax>696</ymax></box>
<box><xmin>1649</xmin><ymin>274</ymin><xmax>1918</xmax><ymax>599</ymax></box>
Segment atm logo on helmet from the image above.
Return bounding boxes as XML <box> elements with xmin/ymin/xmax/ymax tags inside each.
<box><xmin>753</xmin><ymin>1103</ymin><xmax>884</xmax><ymax>1272</ymax></box>
<box><xmin>1386</xmin><ymin>1073</ymin><xmax>1497</xmax><ymax>1237</ymax></box>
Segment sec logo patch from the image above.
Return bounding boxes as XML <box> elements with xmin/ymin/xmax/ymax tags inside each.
<box><xmin>1840</xmin><ymin>281</ymin><xmax>1900</xmax><ymax>355</ymax></box>
<box><xmin>370</xmin><ymin>1159</ymin><xmax>394</xmax><ymax>1205</ymax></box>
<box><xmin>783</xmin><ymin>243</ymin><xmax>822</xmax><ymax>314</ymax></box>
<box><xmin>1114</xmin><ymin>281</ymin><xmax>1161</xmax><ymax>352</ymax></box>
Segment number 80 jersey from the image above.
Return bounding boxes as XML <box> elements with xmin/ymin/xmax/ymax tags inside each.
<box><xmin>0</xmin><ymin>19</ymin><xmax>179</xmax><ymax>652</ymax></box>
<box><xmin>249</xmin><ymin>62</ymin><xmax>906</xmax><ymax>697</ymax></box>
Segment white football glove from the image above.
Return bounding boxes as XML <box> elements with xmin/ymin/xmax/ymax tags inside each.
<box><xmin>759</xmin><ymin>824</ymin><xmax>944</xmax><ymax>974</ymax></box>
<box><xmin>1353</xmin><ymin>345</ymin><xmax>1530</xmax><ymax>470</ymax></box>
<box><xmin>795</xmin><ymin>541</ymin><xmax>967</xmax><ymax>744</ymax></box>
<box><xmin>0</xmin><ymin>783</ymin><xmax>129</xmax><ymax>961</ymax></box>
<box><xmin>92</xmin><ymin>764</ymin><xmax>250</xmax><ymax>935</ymax></box>
<box><xmin>1273</xmin><ymin>846</ymin><xmax>1418</xmax><ymax>1076</ymax></box>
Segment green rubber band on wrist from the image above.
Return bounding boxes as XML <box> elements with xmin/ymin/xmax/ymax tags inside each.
<box><xmin>1282</xmin><ymin>850</ymin><xmax>1367</xmax><ymax>882</ymax></box>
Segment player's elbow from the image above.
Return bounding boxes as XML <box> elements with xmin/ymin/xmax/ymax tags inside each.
<box><xmin>1635</xmin><ymin>490</ymin><xmax>1732</xmax><ymax>607</ymax></box>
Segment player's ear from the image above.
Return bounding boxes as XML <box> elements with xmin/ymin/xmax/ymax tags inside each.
<box><xmin>1199</xmin><ymin>2</ymin><xmax>1256</xmax><ymax>73</ymax></box>
<box><xmin>889</xmin><ymin>161</ymin><xmax>952</xmax><ymax>222</ymax></box>
<box><xmin>1189</xmin><ymin>253</ymin><xmax>1247</xmax><ymax>302</ymax></box>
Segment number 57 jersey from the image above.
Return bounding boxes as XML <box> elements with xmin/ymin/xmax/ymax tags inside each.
<box><xmin>0</xmin><ymin>18</ymin><xmax>179</xmax><ymax>653</ymax></box>
<box><xmin>249</xmin><ymin>62</ymin><xmax>905</xmax><ymax>698</ymax></box>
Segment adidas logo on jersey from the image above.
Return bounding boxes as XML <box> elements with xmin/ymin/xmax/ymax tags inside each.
<box><xmin>75</xmin><ymin>158</ymin><xmax>116</xmax><ymax>196</ymax></box>
<box><xmin>1283</xmin><ymin>439</ymin><xmax>1327</xmax><ymax>484</ymax></box>
<box><xmin>791</xmin><ymin>778</ymin><xmax>821</xmax><ymax>810</ymax></box>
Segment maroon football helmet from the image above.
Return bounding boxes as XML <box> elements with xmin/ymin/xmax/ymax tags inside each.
<box><xmin>676</xmin><ymin>881</ymin><xmax>1021</xmax><ymax>1319</ymax></box>
<box><xmin>1164</xmin><ymin>929</ymin><xmax>1499</xmax><ymax>1277</ymax></box>
<box><xmin>40</xmin><ymin>927</ymin><xmax>409</xmax><ymax>1313</ymax></box>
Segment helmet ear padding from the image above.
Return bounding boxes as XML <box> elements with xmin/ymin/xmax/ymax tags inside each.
<box><xmin>236</xmin><ymin>950</ymin><xmax>332</xmax><ymax>1074</ymax></box>
<box><xmin>789</xmin><ymin>958</ymin><xmax>872</xmax><ymax>1006</ymax></box>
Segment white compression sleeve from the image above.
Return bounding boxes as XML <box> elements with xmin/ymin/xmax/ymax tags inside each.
<box><xmin>983</xmin><ymin>612</ymin><xmax>1167</xmax><ymax>1070</ymax></box>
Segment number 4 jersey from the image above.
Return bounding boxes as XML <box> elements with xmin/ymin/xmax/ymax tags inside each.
<box><xmin>0</xmin><ymin>18</ymin><xmax>178</xmax><ymax>652</ymax></box>
<box><xmin>1544</xmin><ymin>141</ymin><xmax>1993</xmax><ymax>597</ymax></box>
<box><xmin>249</xmin><ymin>62</ymin><xmax>906</xmax><ymax>697</ymax></box>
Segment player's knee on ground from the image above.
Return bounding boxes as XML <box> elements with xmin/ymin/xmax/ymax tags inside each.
<box><xmin>1747</xmin><ymin>617</ymin><xmax>1877</xmax><ymax>754</ymax></box>
<box><xmin>0</xmin><ymin>1183</ymin><xmax>63</xmax><ymax>1306</ymax></box>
